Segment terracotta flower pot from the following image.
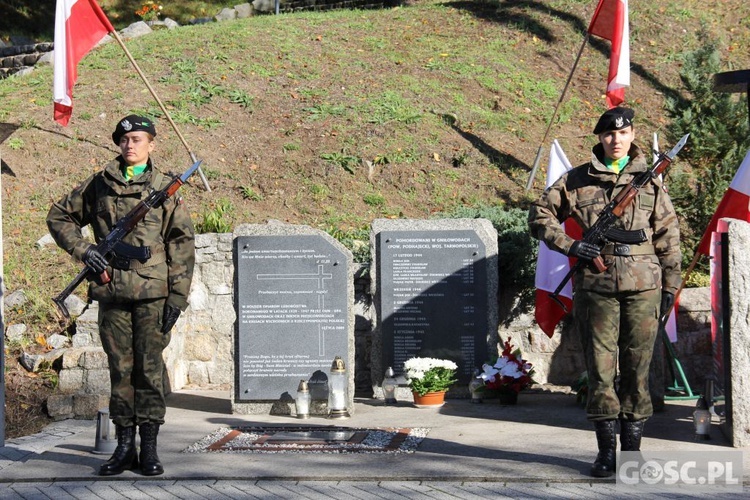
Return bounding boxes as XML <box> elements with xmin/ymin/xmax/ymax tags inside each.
<box><xmin>412</xmin><ymin>390</ymin><xmax>446</xmax><ymax>408</ymax></box>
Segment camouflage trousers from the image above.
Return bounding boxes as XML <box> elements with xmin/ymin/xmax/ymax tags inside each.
<box><xmin>574</xmin><ymin>288</ymin><xmax>661</xmax><ymax>422</ymax></box>
<box><xmin>98</xmin><ymin>298</ymin><xmax>171</xmax><ymax>427</ymax></box>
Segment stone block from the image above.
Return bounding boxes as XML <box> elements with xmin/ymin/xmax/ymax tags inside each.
<box><xmin>235</xmin><ymin>3</ymin><xmax>254</xmax><ymax>18</ymax></box>
<box><xmin>215</xmin><ymin>7</ymin><xmax>238</xmax><ymax>21</ymax></box>
<box><xmin>184</xmin><ymin>334</ymin><xmax>215</xmax><ymax>362</ymax></box>
<box><xmin>72</xmin><ymin>332</ymin><xmax>95</xmax><ymax>347</ymax></box>
<box><xmin>120</xmin><ymin>21</ymin><xmax>152</xmax><ymax>40</ymax></box>
<box><xmin>195</xmin><ymin>232</ymin><xmax>217</xmax><ymax>249</ymax></box>
<box><xmin>81</xmin><ymin>349</ymin><xmax>109</xmax><ymax>370</ymax></box>
<box><xmin>61</xmin><ymin>348</ymin><xmax>85</xmax><ymax>369</ymax></box>
<box><xmin>58</xmin><ymin>368</ymin><xmax>84</xmax><ymax>392</ymax></box>
<box><xmin>73</xmin><ymin>394</ymin><xmax>109</xmax><ymax>419</ymax></box>
<box><xmin>84</xmin><ymin>369</ymin><xmax>111</xmax><ymax>394</ymax></box>
<box><xmin>188</xmin><ymin>362</ymin><xmax>210</xmax><ymax>386</ymax></box>
<box><xmin>47</xmin><ymin>394</ymin><xmax>74</xmax><ymax>420</ymax></box>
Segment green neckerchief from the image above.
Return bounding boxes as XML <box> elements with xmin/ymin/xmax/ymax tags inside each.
<box><xmin>604</xmin><ymin>155</ymin><xmax>630</xmax><ymax>174</ymax></box>
<box><xmin>122</xmin><ymin>163</ymin><xmax>148</xmax><ymax>181</ymax></box>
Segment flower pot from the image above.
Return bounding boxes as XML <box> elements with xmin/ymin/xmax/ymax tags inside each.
<box><xmin>497</xmin><ymin>391</ymin><xmax>518</xmax><ymax>405</ymax></box>
<box><xmin>412</xmin><ymin>391</ymin><xmax>446</xmax><ymax>408</ymax></box>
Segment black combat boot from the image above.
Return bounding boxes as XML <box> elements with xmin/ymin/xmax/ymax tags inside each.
<box><xmin>591</xmin><ymin>420</ymin><xmax>617</xmax><ymax>478</ymax></box>
<box><xmin>138</xmin><ymin>422</ymin><xmax>164</xmax><ymax>476</ymax></box>
<box><xmin>99</xmin><ymin>425</ymin><xmax>138</xmax><ymax>476</ymax></box>
<box><xmin>621</xmin><ymin>419</ymin><xmax>646</xmax><ymax>451</ymax></box>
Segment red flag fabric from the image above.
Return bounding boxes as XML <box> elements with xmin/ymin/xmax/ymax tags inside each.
<box><xmin>534</xmin><ymin>141</ymin><xmax>582</xmax><ymax>337</ymax></box>
<box><xmin>696</xmin><ymin>148</ymin><xmax>750</xmax><ymax>256</ymax></box>
<box><xmin>587</xmin><ymin>0</ymin><xmax>630</xmax><ymax>108</ymax></box>
<box><xmin>53</xmin><ymin>0</ymin><xmax>114</xmax><ymax>126</ymax></box>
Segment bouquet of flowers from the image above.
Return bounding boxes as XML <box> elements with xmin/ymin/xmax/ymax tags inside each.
<box><xmin>480</xmin><ymin>337</ymin><xmax>535</xmax><ymax>394</ymax></box>
<box><xmin>404</xmin><ymin>357</ymin><xmax>458</xmax><ymax>396</ymax></box>
<box><xmin>135</xmin><ymin>2</ymin><xmax>163</xmax><ymax>22</ymax></box>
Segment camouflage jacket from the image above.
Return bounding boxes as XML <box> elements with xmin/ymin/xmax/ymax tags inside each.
<box><xmin>47</xmin><ymin>157</ymin><xmax>195</xmax><ymax>310</ymax></box>
<box><xmin>528</xmin><ymin>143</ymin><xmax>681</xmax><ymax>295</ymax></box>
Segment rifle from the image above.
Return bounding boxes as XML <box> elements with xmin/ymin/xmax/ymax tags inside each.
<box><xmin>548</xmin><ymin>134</ymin><xmax>689</xmax><ymax>312</ymax></box>
<box><xmin>53</xmin><ymin>160</ymin><xmax>203</xmax><ymax>320</ymax></box>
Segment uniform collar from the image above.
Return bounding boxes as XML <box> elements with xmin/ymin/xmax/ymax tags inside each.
<box><xmin>590</xmin><ymin>143</ymin><xmax>646</xmax><ymax>177</ymax></box>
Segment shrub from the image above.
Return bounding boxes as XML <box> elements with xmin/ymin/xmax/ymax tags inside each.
<box><xmin>665</xmin><ymin>28</ymin><xmax>750</xmax><ymax>273</ymax></box>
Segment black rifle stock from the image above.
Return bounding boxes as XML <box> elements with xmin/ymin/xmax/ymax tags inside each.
<box><xmin>53</xmin><ymin>160</ymin><xmax>202</xmax><ymax>320</ymax></box>
<box><xmin>548</xmin><ymin>135</ymin><xmax>689</xmax><ymax>313</ymax></box>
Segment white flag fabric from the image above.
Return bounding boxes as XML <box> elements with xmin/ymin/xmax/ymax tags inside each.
<box><xmin>533</xmin><ymin>140</ymin><xmax>580</xmax><ymax>337</ymax></box>
<box><xmin>54</xmin><ymin>0</ymin><xmax>113</xmax><ymax>125</ymax></box>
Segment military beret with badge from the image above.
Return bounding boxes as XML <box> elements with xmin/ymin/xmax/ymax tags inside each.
<box><xmin>112</xmin><ymin>115</ymin><xmax>157</xmax><ymax>145</ymax></box>
<box><xmin>593</xmin><ymin>106</ymin><xmax>635</xmax><ymax>135</ymax></box>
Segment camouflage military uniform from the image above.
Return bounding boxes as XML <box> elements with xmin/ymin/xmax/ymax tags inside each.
<box><xmin>528</xmin><ymin>142</ymin><xmax>681</xmax><ymax>421</ymax></box>
<box><xmin>47</xmin><ymin>157</ymin><xmax>195</xmax><ymax>427</ymax></box>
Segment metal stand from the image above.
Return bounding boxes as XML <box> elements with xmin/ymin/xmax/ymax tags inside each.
<box><xmin>662</xmin><ymin>328</ymin><xmax>698</xmax><ymax>400</ymax></box>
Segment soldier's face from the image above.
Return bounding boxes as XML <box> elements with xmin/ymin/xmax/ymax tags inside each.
<box><xmin>119</xmin><ymin>131</ymin><xmax>154</xmax><ymax>166</ymax></box>
<box><xmin>599</xmin><ymin>126</ymin><xmax>634</xmax><ymax>160</ymax></box>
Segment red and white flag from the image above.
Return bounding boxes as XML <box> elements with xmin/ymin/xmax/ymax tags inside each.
<box><xmin>653</xmin><ymin>133</ymin><xmax>679</xmax><ymax>341</ymax></box>
<box><xmin>534</xmin><ymin>140</ymin><xmax>582</xmax><ymax>337</ymax></box>
<box><xmin>53</xmin><ymin>0</ymin><xmax>114</xmax><ymax>126</ymax></box>
<box><xmin>588</xmin><ymin>0</ymin><xmax>630</xmax><ymax>108</ymax></box>
<box><xmin>696</xmin><ymin>148</ymin><xmax>750</xmax><ymax>256</ymax></box>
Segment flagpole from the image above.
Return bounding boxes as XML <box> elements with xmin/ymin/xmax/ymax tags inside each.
<box><xmin>107</xmin><ymin>29</ymin><xmax>212</xmax><ymax>191</ymax></box>
<box><xmin>525</xmin><ymin>33</ymin><xmax>590</xmax><ymax>191</ymax></box>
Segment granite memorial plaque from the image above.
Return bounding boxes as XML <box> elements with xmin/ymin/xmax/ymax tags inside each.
<box><xmin>375</xmin><ymin>223</ymin><xmax>496</xmax><ymax>384</ymax></box>
<box><xmin>235</xmin><ymin>234</ymin><xmax>349</xmax><ymax>402</ymax></box>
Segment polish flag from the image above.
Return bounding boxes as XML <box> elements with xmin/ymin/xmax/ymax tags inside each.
<box><xmin>696</xmin><ymin>148</ymin><xmax>750</xmax><ymax>256</ymax></box>
<box><xmin>54</xmin><ymin>0</ymin><xmax>114</xmax><ymax>126</ymax></box>
<box><xmin>588</xmin><ymin>0</ymin><xmax>630</xmax><ymax>108</ymax></box>
<box><xmin>654</xmin><ymin>133</ymin><xmax>679</xmax><ymax>341</ymax></box>
<box><xmin>534</xmin><ymin>140</ymin><xmax>582</xmax><ymax>337</ymax></box>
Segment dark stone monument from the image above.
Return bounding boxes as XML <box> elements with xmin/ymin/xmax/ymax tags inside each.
<box><xmin>232</xmin><ymin>222</ymin><xmax>354</xmax><ymax>415</ymax></box>
<box><xmin>371</xmin><ymin>219</ymin><xmax>498</xmax><ymax>396</ymax></box>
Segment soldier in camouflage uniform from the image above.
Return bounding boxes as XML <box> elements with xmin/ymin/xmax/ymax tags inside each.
<box><xmin>528</xmin><ymin>107</ymin><xmax>681</xmax><ymax>477</ymax></box>
<box><xmin>47</xmin><ymin>115</ymin><xmax>195</xmax><ymax>477</ymax></box>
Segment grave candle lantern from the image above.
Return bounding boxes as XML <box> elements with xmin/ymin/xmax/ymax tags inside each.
<box><xmin>295</xmin><ymin>380</ymin><xmax>311</xmax><ymax>419</ymax></box>
<box><xmin>328</xmin><ymin>356</ymin><xmax>350</xmax><ymax>419</ymax></box>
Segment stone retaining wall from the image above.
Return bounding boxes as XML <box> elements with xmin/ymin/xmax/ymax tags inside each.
<box><xmin>46</xmin><ymin>231</ymin><xmax>713</xmax><ymax>420</ymax></box>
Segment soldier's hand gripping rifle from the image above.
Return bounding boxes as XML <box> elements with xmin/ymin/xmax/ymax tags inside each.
<box><xmin>52</xmin><ymin>160</ymin><xmax>203</xmax><ymax>320</ymax></box>
<box><xmin>548</xmin><ymin>134</ymin><xmax>689</xmax><ymax>312</ymax></box>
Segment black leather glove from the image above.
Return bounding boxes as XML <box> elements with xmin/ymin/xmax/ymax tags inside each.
<box><xmin>83</xmin><ymin>245</ymin><xmax>108</xmax><ymax>274</ymax></box>
<box><xmin>660</xmin><ymin>292</ymin><xmax>675</xmax><ymax>319</ymax></box>
<box><xmin>161</xmin><ymin>304</ymin><xmax>181</xmax><ymax>334</ymax></box>
<box><xmin>568</xmin><ymin>241</ymin><xmax>601</xmax><ymax>261</ymax></box>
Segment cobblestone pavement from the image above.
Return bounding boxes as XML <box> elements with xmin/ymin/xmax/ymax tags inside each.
<box><xmin>2</xmin><ymin>392</ymin><xmax>748</xmax><ymax>499</ymax></box>
<box><xmin>0</xmin><ymin>479</ymin><xmax>747</xmax><ymax>499</ymax></box>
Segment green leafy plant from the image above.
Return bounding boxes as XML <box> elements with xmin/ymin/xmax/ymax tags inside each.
<box><xmin>320</xmin><ymin>151</ymin><xmax>359</xmax><ymax>174</ymax></box>
<box><xmin>240</xmin><ymin>186</ymin><xmax>263</xmax><ymax>201</ymax></box>
<box><xmin>363</xmin><ymin>193</ymin><xmax>385</xmax><ymax>207</ymax></box>
<box><xmin>195</xmin><ymin>199</ymin><xmax>233</xmax><ymax>233</ymax></box>
<box><xmin>403</xmin><ymin>357</ymin><xmax>458</xmax><ymax>396</ymax></box>
<box><xmin>228</xmin><ymin>89</ymin><xmax>254</xmax><ymax>109</ymax></box>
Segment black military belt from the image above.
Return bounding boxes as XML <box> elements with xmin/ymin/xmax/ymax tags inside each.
<box><xmin>110</xmin><ymin>247</ymin><xmax>166</xmax><ymax>270</ymax></box>
<box><xmin>601</xmin><ymin>243</ymin><xmax>655</xmax><ymax>256</ymax></box>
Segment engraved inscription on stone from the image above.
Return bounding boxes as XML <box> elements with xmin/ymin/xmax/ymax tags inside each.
<box><xmin>378</xmin><ymin>230</ymin><xmax>488</xmax><ymax>381</ymax></box>
<box><xmin>235</xmin><ymin>235</ymin><xmax>348</xmax><ymax>401</ymax></box>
